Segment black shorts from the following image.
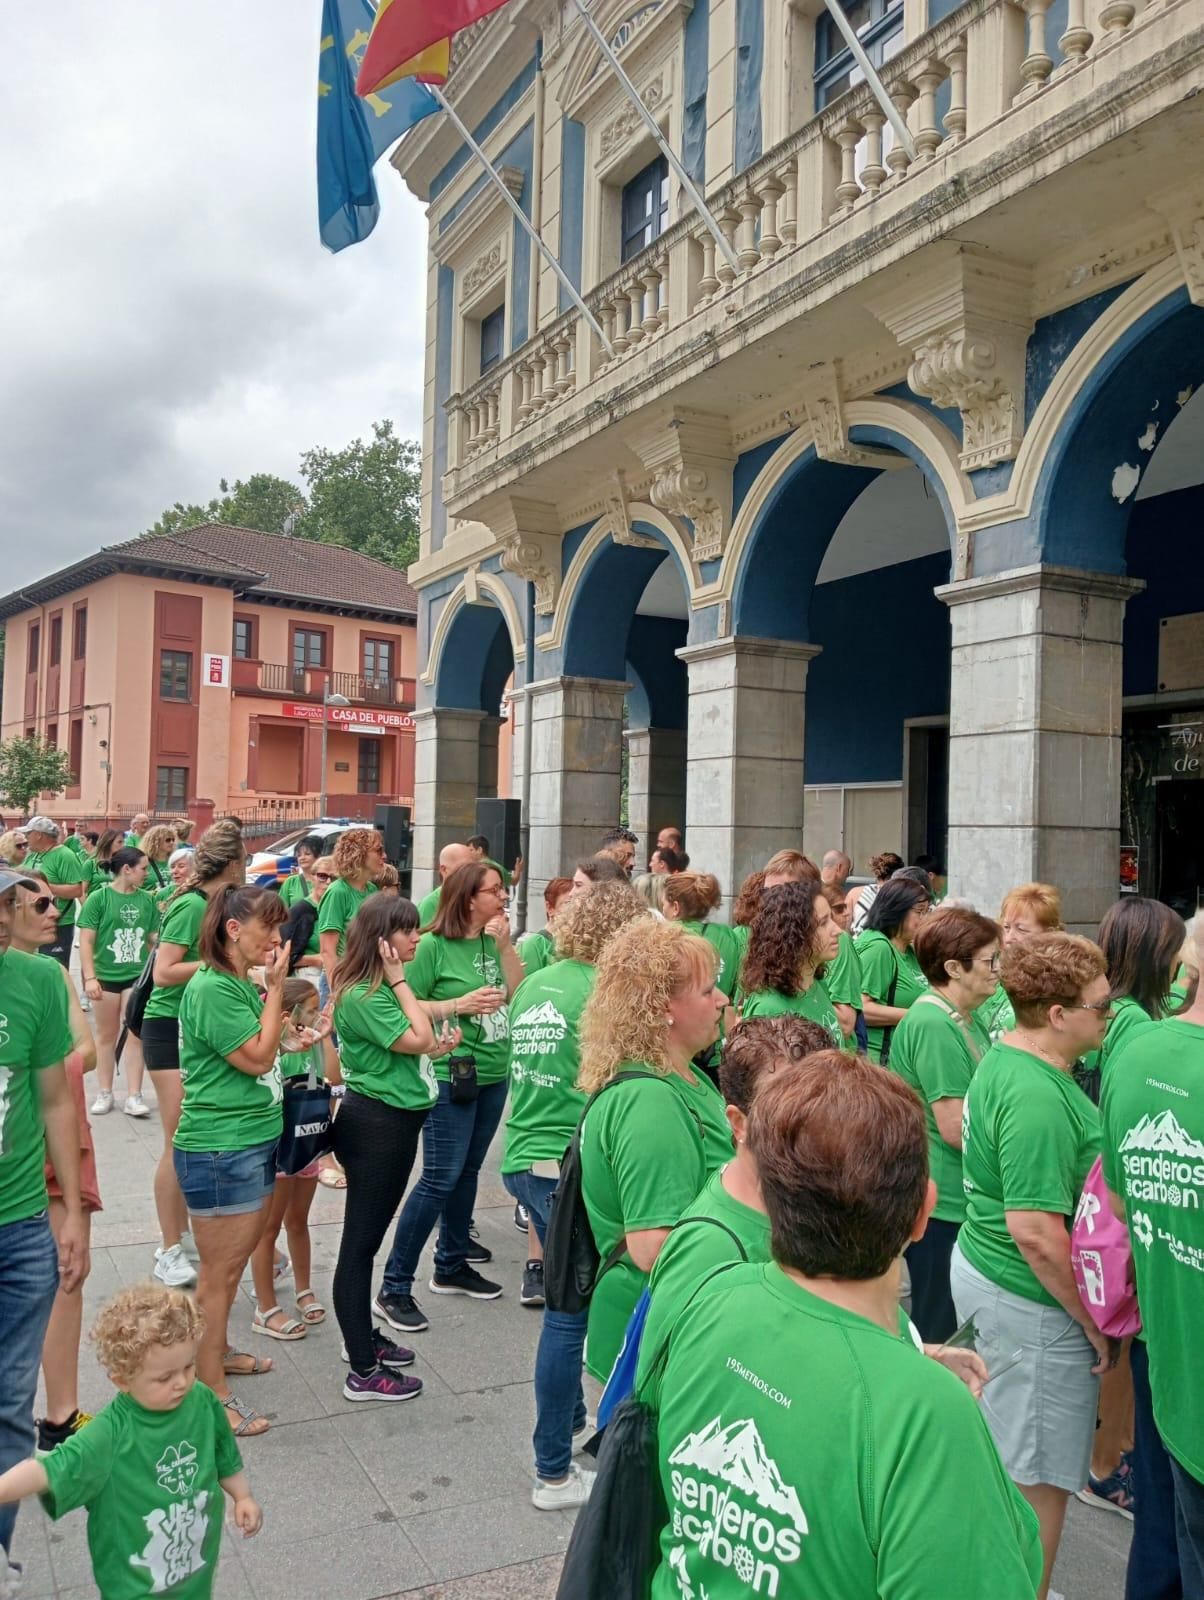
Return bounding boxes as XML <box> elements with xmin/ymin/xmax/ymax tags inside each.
<box><xmin>39</xmin><ymin>924</ymin><xmax>75</xmax><ymax>969</ymax></box>
<box><xmin>100</xmin><ymin>978</ymin><xmax>135</xmax><ymax>995</ymax></box>
<box><xmin>140</xmin><ymin>1016</ymin><xmax>181</xmax><ymax>1071</ymax></box>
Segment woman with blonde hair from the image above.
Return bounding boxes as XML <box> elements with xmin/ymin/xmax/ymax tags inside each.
<box><xmin>976</xmin><ymin>882</ymin><xmax>1063</xmax><ymax>1041</ymax></box>
<box><xmin>317</xmin><ymin>827</ymin><xmax>385</xmax><ymax>986</ymax></box>
<box><xmin>0</xmin><ymin>829</ymin><xmax>30</xmax><ymax>865</ymax></box>
<box><xmin>138</xmin><ymin>824</ymin><xmax>178</xmax><ymax>895</ymax></box>
<box><xmin>632</xmin><ymin>871</ymin><xmax>667</xmax><ymax>914</ymax></box>
<box><xmin>661</xmin><ymin>871</ymin><xmax>741</xmax><ymax>1000</ymax></box>
<box><xmin>577</xmin><ymin>917</ymin><xmax>732</xmax><ymax>1385</ymax></box>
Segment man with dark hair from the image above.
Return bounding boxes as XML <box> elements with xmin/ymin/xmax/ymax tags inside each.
<box><xmin>598</xmin><ymin>827</ymin><xmax>638</xmax><ymax>877</ymax></box>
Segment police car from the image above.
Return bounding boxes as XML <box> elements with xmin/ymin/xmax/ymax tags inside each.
<box><xmin>245</xmin><ymin>821</ymin><xmax>351</xmax><ymax>887</ymax></box>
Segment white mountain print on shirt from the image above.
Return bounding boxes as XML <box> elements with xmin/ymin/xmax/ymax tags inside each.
<box><xmin>1120</xmin><ymin>1111</ymin><xmax>1204</xmax><ymax>1160</ymax></box>
<box><xmin>517</xmin><ymin>1000</ymin><xmax>568</xmax><ymax>1030</ymax></box>
<box><xmin>669</xmin><ymin>1417</ymin><xmax>808</xmax><ymax>1534</ymax></box>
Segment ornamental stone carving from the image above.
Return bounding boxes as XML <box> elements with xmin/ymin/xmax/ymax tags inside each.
<box><xmin>793</xmin><ymin>363</ymin><xmax>887</xmax><ymax>468</ymax></box>
<box><xmin>601</xmin><ymin>471</ymin><xmax>658</xmax><ymax>548</ymax></box>
<box><xmin>489</xmin><ymin>495</ymin><xmax>563</xmax><ymax>616</ymax></box>
<box><xmin>462</xmin><ymin>242</ymin><xmax>504</xmax><ymax>301</ymax></box>
<box><xmin>633</xmin><ymin>409</ymin><xmax>735</xmax><ymax>565</ymax></box>
<box><xmin>1148</xmin><ymin>191</ymin><xmax>1204</xmax><ymax>309</ymax></box>
<box><xmin>599</xmin><ymin>75</ymin><xmax>664</xmax><ymax>163</ymax></box>
<box><xmin>907</xmin><ymin>332</ymin><xmax>1023</xmax><ymax>469</ymax></box>
<box><xmin>500</xmin><ymin>533</ymin><xmax>558</xmax><ymax>615</ymax></box>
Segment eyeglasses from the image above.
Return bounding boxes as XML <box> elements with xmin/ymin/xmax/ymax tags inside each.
<box><xmin>29</xmin><ymin>896</ymin><xmax>54</xmax><ymax>915</ymax></box>
<box><xmin>972</xmin><ymin>954</ymin><xmax>1002</xmax><ymax>972</ymax></box>
<box><xmin>314</xmin><ymin>872</ymin><xmax>334</xmax><ymax>882</ymax></box>
<box><xmin>12</xmin><ymin>840</ymin><xmax>28</xmax><ymax>851</ymax></box>
<box><xmin>1065</xmin><ymin>1000</ymin><xmax>1114</xmax><ymax>1018</ymax></box>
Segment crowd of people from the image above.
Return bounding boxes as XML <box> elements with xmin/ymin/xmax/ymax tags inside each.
<box><xmin>1</xmin><ymin>806</ymin><xmax>1202</xmax><ymax>1600</ymax></box>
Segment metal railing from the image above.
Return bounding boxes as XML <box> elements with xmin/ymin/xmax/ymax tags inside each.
<box><xmin>255</xmin><ymin>664</ymin><xmax>415</xmax><ymax>706</ymax></box>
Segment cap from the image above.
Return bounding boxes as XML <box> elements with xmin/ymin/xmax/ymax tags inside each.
<box><xmin>23</xmin><ymin>815</ymin><xmax>58</xmax><ymax>836</ymax></box>
<box><xmin>0</xmin><ymin>868</ymin><xmax>39</xmax><ymax>897</ymax></box>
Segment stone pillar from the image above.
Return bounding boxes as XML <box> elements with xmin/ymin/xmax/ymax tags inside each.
<box><xmin>411</xmin><ymin>708</ymin><xmax>486</xmax><ymax>900</ymax></box>
<box><xmin>937</xmin><ymin>565</ymin><xmax>1143</xmax><ymax>932</ymax></box>
<box><xmin>477</xmin><ymin>715</ymin><xmax>502</xmax><ymax>800</ymax></box>
<box><xmin>625</xmin><ymin>727</ymin><xmax>688</xmax><ymax>870</ymax></box>
<box><xmin>677</xmin><ymin>637</ymin><xmax>821</xmax><ymax>912</ymax></box>
<box><xmin>519</xmin><ymin>676</ymin><xmax>627</xmax><ymax>923</ymax></box>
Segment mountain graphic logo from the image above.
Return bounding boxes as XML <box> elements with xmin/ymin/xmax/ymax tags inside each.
<box><xmin>1119</xmin><ymin>1111</ymin><xmax>1204</xmax><ymax>1161</ymax></box>
<box><xmin>668</xmin><ymin>1416</ymin><xmax>808</xmax><ymax>1534</ymax></box>
<box><xmin>517</xmin><ymin>1000</ymin><xmax>568</xmax><ymax>1030</ymax></box>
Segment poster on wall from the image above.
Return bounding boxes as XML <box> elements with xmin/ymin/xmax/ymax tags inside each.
<box><xmin>203</xmin><ymin>653</ymin><xmax>230</xmax><ymax>688</ymax></box>
<box><xmin>1119</xmin><ymin>846</ymin><xmax>1139</xmax><ymax>895</ymax></box>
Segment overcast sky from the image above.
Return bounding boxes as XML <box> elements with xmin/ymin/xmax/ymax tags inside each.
<box><xmin>0</xmin><ymin>2</ymin><xmax>428</xmax><ymax>571</ymax></box>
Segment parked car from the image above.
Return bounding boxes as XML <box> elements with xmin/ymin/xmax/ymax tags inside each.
<box><xmin>245</xmin><ymin>820</ymin><xmax>352</xmax><ymax>886</ymax></box>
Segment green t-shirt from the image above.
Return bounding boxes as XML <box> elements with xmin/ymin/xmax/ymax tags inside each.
<box><xmin>279</xmin><ymin>1040</ymin><xmax>324</xmax><ymax>1082</ymax></box>
<box><xmin>78</xmin><ymin>885</ymin><xmax>160</xmax><ymax>983</ymax></box>
<box><xmin>143</xmin><ymin>892</ymin><xmax>209</xmax><ymax>1022</ymax></box>
<box><xmin>41</xmin><ymin>1382</ymin><xmax>242</xmax><ymax>1600</ymax></box>
<box><xmin>334</xmin><ymin>980</ymin><xmax>436</xmax><ymax>1110</ymax></box>
<box><xmin>960</xmin><ymin>1041</ymin><xmax>1100</xmax><ymax>1304</ymax></box>
<box><xmin>278</xmin><ymin>872</ymin><xmax>310</xmax><ymax>908</ymax></box>
<box><xmin>0</xmin><ymin>948</ymin><xmax>74</xmax><ymax>1227</ymax></box>
<box><xmin>502</xmin><ymin>959</ymin><xmax>594</xmax><ymax>1175</ymax></box>
<box><xmin>975</xmin><ymin>983</ymin><xmax>1015</xmax><ymax>1044</ymax></box>
<box><xmin>26</xmin><ymin>843</ymin><xmax>84</xmax><ymax>926</ymax></box>
<box><xmin>316</xmin><ymin>878</ymin><xmax>377</xmax><ymax>957</ymax></box>
<box><xmin>580</xmin><ymin>1067</ymin><xmax>731</xmax><ymax>1381</ymax></box>
<box><xmin>889</xmin><ymin>996</ymin><xmax>989</xmax><ymax>1223</ymax></box>
<box><xmin>64</xmin><ymin>832</ymin><xmax>87</xmax><ymax>858</ymax></box>
<box><xmin>856</xmin><ymin>929</ymin><xmax>929</xmax><ymax>1062</ymax></box>
<box><xmin>729</xmin><ymin>922</ymin><xmax>750</xmax><ymax>984</ymax></box>
<box><xmin>823</xmin><ymin>930</ymin><xmax>863</xmax><ymax>1012</ymax></box>
<box><xmin>405</xmin><ymin>932</ymin><xmax>511</xmax><ymax>1084</ymax></box>
<box><xmin>124</xmin><ymin>831</ymin><xmax>141</xmax><ymax>848</ymax></box>
<box><xmin>1082</xmin><ymin>994</ymin><xmax>1158</xmax><ymax>1086</ymax></box>
<box><xmin>637</xmin><ymin>1167</ymin><xmax>772</xmax><ymax>1389</ymax></box>
<box><xmin>741</xmin><ymin>977</ymin><xmax>843</xmax><ymax>1049</ymax></box>
<box><xmin>175</xmin><ymin>967</ymin><xmax>282</xmax><ymax>1153</ymax></box>
<box><xmin>1102</xmin><ymin>1018</ymin><xmax>1204</xmax><ymax>1481</ymax></box>
<box><xmin>680</xmin><ymin>920</ymin><xmax>742</xmax><ymax>1001</ymax></box>
<box><xmin>515</xmin><ymin>926</ymin><xmax>555</xmax><ymax>979</ymax></box>
<box><xmin>417</xmin><ymin>886</ymin><xmax>442</xmax><ymax>926</ymax></box>
<box><xmin>647</xmin><ymin>1264</ymin><xmax>1042</xmax><ymax>1600</ymax></box>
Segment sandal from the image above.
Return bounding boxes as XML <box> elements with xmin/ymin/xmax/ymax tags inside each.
<box><xmin>224</xmin><ymin>1348</ymin><xmax>274</xmax><ymax>1377</ymax></box>
<box><xmin>223</xmin><ymin>1394</ymin><xmax>270</xmax><ymax>1437</ymax></box>
<box><xmin>252</xmin><ymin>1306</ymin><xmax>307</xmax><ymax>1341</ymax></box>
<box><xmin>296</xmin><ymin>1290</ymin><xmax>326</xmax><ymax>1325</ymax></box>
<box><xmin>317</xmin><ymin>1167</ymin><xmax>347</xmax><ymax>1189</ymax></box>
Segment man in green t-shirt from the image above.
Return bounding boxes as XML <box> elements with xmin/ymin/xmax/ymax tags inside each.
<box><xmin>0</xmin><ymin>867</ymin><xmax>89</xmax><ymax>1570</ymax></box>
<box><xmin>124</xmin><ymin>812</ymin><xmax>150</xmax><ymax>848</ymax></box>
<box><xmin>416</xmin><ymin>841</ymin><xmax>475</xmax><ymax>926</ymax></box>
<box><xmin>23</xmin><ymin>816</ymin><xmax>85</xmax><ymax>967</ymax></box>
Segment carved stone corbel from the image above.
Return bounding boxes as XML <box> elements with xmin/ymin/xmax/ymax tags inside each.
<box><xmin>867</xmin><ymin>248</ymin><xmax>1034</xmax><ymax>472</ymax></box>
<box><xmin>631</xmin><ymin>410</ymin><xmax>735</xmax><ymax>564</ymax></box>
<box><xmin>1147</xmin><ymin>191</ymin><xmax>1204</xmax><ymax>308</ymax></box>
<box><xmin>489</xmin><ymin>495</ymin><xmax>563</xmax><ymax>616</ymax></box>
<box><xmin>791</xmin><ymin>362</ymin><xmax>892</xmax><ymax>468</ymax></box>
<box><xmin>600</xmin><ymin>471</ymin><xmax>658</xmax><ymax>549</ymax></box>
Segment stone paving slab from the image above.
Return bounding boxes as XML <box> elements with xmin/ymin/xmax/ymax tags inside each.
<box><xmin>13</xmin><ymin>1074</ymin><xmax>1129</xmax><ymax>1600</ymax></box>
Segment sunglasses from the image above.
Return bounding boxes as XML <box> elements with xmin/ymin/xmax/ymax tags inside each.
<box><xmin>29</xmin><ymin>895</ymin><xmax>54</xmax><ymax>915</ymax></box>
<box><xmin>12</xmin><ymin>840</ymin><xmax>28</xmax><ymax>850</ymax></box>
<box><xmin>314</xmin><ymin>871</ymin><xmax>335</xmax><ymax>882</ymax></box>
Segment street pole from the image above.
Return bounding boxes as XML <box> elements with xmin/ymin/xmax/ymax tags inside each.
<box><xmin>320</xmin><ymin>678</ymin><xmax>330</xmax><ymax>822</ymax></box>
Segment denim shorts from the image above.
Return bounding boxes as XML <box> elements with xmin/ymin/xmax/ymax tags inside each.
<box><xmin>173</xmin><ymin>1139</ymin><xmax>278</xmax><ymax>1217</ymax></box>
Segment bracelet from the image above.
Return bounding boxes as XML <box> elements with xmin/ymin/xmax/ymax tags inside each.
<box><xmin>390</xmin><ymin>979</ymin><xmax>409</xmax><ymax>991</ymax></box>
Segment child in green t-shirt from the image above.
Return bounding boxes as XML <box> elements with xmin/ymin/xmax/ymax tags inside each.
<box><xmin>0</xmin><ymin>1284</ymin><xmax>261</xmax><ymax>1600</ymax></box>
<box><xmin>247</xmin><ymin>980</ymin><xmax>339</xmax><ymax>1339</ymax></box>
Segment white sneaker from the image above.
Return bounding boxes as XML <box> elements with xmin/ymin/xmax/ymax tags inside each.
<box><xmin>0</xmin><ymin>1549</ymin><xmax>22</xmax><ymax>1600</ymax></box>
<box><xmin>572</xmin><ymin>1416</ymin><xmax>597</xmax><ymax>1454</ymax></box>
<box><xmin>123</xmin><ymin>1094</ymin><xmax>150</xmax><ymax>1118</ymax></box>
<box><xmin>154</xmin><ymin>1244</ymin><xmax>197</xmax><ymax>1288</ymax></box>
<box><xmin>532</xmin><ymin>1462</ymin><xmax>594</xmax><ymax>1511</ymax></box>
<box><xmin>90</xmin><ymin>1090</ymin><xmax>113</xmax><ymax>1115</ymax></box>
<box><xmin>179</xmin><ymin>1230</ymin><xmax>200</xmax><ymax>1264</ymax></box>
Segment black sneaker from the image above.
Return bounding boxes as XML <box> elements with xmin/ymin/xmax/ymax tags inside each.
<box><xmin>520</xmin><ymin>1259</ymin><xmax>545</xmax><ymax>1307</ymax></box>
<box><xmin>468</xmin><ymin>1218</ymin><xmax>480</xmax><ymax>1240</ymax></box>
<box><xmin>514</xmin><ymin>1201</ymin><xmax>530</xmax><ymax>1232</ymax></box>
<box><xmin>341</xmin><ymin>1328</ymin><xmax>416</xmax><ymax>1371</ymax></box>
<box><xmin>465</xmin><ymin>1237</ymin><xmax>493</xmax><ymax>1265</ymax></box>
<box><xmin>429</xmin><ymin>1264</ymin><xmax>503</xmax><ymax>1299</ymax></box>
<box><xmin>372</xmin><ymin>1292</ymin><xmax>429</xmax><ymax>1333</ymax></box>
<box><xmin>36</xmin><ymin>1409</ymin><xmax>92</xmax><ymax>1455</ymax></box>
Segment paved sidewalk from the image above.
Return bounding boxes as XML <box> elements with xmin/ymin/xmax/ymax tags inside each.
<box><xmin>15</xmin><ymin>1078</ymin><xmax>1130</xmax><ymax>1600</ymax></box>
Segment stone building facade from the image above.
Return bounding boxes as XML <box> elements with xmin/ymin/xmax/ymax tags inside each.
<box><xmin>393</xmin><ymin>0</ymin><xmax>1204</xmax><ymax>929</ymax></box>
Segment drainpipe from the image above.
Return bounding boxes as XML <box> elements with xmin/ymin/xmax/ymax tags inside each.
<box><xmin>515</xmin><ymin>581</ymin><xmax>535</xmax><ymax>938</ymax></box>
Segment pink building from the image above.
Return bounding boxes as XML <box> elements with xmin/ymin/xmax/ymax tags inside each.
<box><xmin>0</xmin><ymin>524</ymin><xmax>418</xmax><ymax>827</ymax></box>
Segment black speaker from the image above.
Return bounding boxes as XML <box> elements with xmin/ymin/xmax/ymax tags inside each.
<box><xmin>475</xmin><ymin>797</ymin><xmax>522</xmax><ymax>872</ymax></box>
<box><xmin>375</xmin><ymin>804</ymin><xmax>412</xmax><ymax>871</ymax></box>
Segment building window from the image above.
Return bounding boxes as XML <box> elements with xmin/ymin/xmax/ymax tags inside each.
<box><xmin>156</xmin><ymin>766</ymin><xmax>189</xmax><ymax>809</ymax></box>
<box><xmin>814</xmin><ymin>0</ymin><xmax>904</xmax><ymax>108</ymax></box>
<box><xmin>293</xmin><ymin>629</ymin><xmax>326</xmax><ymax>673</ymax></box>
<box><xmin>46</xmin><ymin>722</ymin><xmax>58</xmax><ymax>749</ymax></box>
<box><xmin>362</xmin><ymin>638</ymin><xmax>394</xmax><ymax>684</ymax></box>
<box><xmin>27</xmin><ymin>623</ymin><xmax>40</xmax><ymax>675</ymax></box>
<box><xmin>72</xmin><ymin>607</ymin><xmax>87</xmax><ymax>659</ymax></box>
<box><xmin>479</xmin><ymin>306</ymin><xmax>505</xmax><ymax>376</ymax></box>
<box><xmin>159</xmin><ymin>649</ymin><xmax>192</xmax><ymax>702</ymax></box>
<box><xmin>48</xmin><ymin>615</ymin><xmax>63</xmax><ymax>667</ymax></box>
<box><xmin>357</xmin><ymin>737</ymin><xmax>381</xmax><ymax>794</ymax></box>
<box><xmin>68</xmin><ymin>718</ymin><xmax>83</xmax><ymax>785</ymax></box>
<box><xmin>233</xmin><ymin>616</ymin><xmax>256</xmax><ymax>659</ymax></box>
<box><xmin>621</xmin><ymin>157</ymin><xmax>669</xmax><ymax>264</ymax></box>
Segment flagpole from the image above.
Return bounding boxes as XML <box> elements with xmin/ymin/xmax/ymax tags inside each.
<box><xmin>819</xmin><ymin>0</ymin><xmax>917</xmax><ymax>160</ymax></box>
<box><xmin>567</xmin><ymin>0</ymin><xmax>739</xmax><ymax>274</ymax></box>
<box><xmin>431</xmin><ymin>86</ymin><xmax>615</xmax><ymax>357</ymax></box>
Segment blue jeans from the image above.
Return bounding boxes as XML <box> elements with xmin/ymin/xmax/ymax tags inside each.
<box><xmin>1172</xmin><ymin>1457</ymin><xmax>1204</xmax><ymax>1600</ymax></box>
<box><xmin>381</xmin><ymin>1079</ymin><xmax>508</xmax><ymax>1295</ymax></box>
<box><xmin>502</xmin><ymin>1167</ymin><xmax>588</xmax><ymax>1481</ymax></box>
<box><xmin>0</xmin><ymin>1213</ymin><xmax>59</xmax><ymax>1555</ymax></box>
<box><xmin>1128</xmin><ymin>1338</ymin><xmax>1184</xmax><ymax>1600</ymax></box>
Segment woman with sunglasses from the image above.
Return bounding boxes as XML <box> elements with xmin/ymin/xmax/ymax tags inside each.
<box><xmin>0</xmin><ymin>830</ymin><xmax>30</xmax><ymax>865</ymax></box>
<box><xmin>886</xmin><ymin>907</ymin><xmax>999</xmax><ymax>1341</ymax></box>
<box><xmin>951</xmin><ymin>932</ymin><xmax>1118</xmax><ymax>1600</ymax></box>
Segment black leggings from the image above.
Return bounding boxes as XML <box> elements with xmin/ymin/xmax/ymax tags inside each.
<box><xmin>332</xmin><ymin>1090</ymin><xmax>429</xmax><ymax>1373</ymax></box>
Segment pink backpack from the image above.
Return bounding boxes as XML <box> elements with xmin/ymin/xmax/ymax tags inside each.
<box><xmin>1071</xmin><ymin>1157</ymin><xmax>1142</xmax><ymax>1338</ymax></box>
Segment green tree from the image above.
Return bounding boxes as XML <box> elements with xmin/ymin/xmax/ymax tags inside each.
<box><xmin>145</xmin><ymin>473</ymin><xmax>306</xmax><ymax>539</ymax></box>
<box><xmin>301</xmin><ymin>420</ymin><xmax>421</xmax><ymax>570</ymax></box>
<box><xmin>0</xmin><ymin>736</ymin><xmax>74</xmax><ymax>814</ymax></box>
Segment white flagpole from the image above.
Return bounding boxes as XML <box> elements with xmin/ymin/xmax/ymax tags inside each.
<box><xmin>431</xmin><ymin>86</ymin><xmax>616</xmax><ymax>356</ymax></box>
<box><xmin>820</xmin><ymin>0</ymin><xmax>917</xmax><ymax>160</ymax></box>
<box><xmin>566</xmin><ymin>0</ymin><xmax>740</xmax><ymax>274</ymax></box>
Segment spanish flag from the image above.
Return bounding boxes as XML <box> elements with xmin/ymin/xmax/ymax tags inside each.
<box><xmin>356</xmin><ymin>0</ymin><xmax>513</xmax><ymax>94</ymax></box>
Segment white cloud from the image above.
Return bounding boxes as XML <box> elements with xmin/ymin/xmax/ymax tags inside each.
<box><xmin>0</xmin><ymin>1</ymin><xmax>427</xmax><ymax>566</ymax></box>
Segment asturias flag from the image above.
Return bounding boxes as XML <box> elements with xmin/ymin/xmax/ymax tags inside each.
<box><xmin>356</xmin><ymin>0</ymin><xmax>513</xmax><ymax>97</ymax></box>
<box><xmin>317</xmin><ymin>0</ymin><xmax>440</xmax><ymax>252</ymax></box>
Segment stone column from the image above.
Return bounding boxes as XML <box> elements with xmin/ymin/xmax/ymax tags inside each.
<box><xmin>411</xmin><ymin>707</ymin><xmax>486</xmax><ymax>901</ymax></box>
<box><xmin>937</xmin><ymin>565</ymin><xmax>1143</xmax><ymax>932</ymax></box>
<box><xmin>677</xmin><ymin>637</ymin><xmax>821</xmax><ymax>912</ymax></box>
<box><xmin>625</xmin><ymin>727</ymin><xmax>688</xmax><ymax>870</ymax></box>
<box><xmin>520</xmin><ymin>676</ymin><xmax>627</xmax><ymax>922</ymax></box>
<box><xmin>477</xmin><ymin>715</ymin><xmax>502</xmax><ymax>800</ymax></box>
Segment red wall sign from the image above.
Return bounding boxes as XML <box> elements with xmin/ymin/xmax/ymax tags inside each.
<box><xmin>281</xmin><ymin>702</ymin><xmax>415</xmax><ymax>731</ymax></box>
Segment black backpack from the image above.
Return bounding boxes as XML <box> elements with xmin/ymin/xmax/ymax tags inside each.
<box><xmin>543</xmin><ymin>1069</ymin><xmax>666</xmax><ymax>1315</ymax></box>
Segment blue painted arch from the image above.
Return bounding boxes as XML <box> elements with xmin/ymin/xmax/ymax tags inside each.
<box><xmin>560</xmin><ymin>520</ymin><xmax>691</xmax><ymax>681</ymax></box>
<box><xmin>433</xmin><ymin>598</ymin><xmax>514</xmax><ymax>713</ymax></box>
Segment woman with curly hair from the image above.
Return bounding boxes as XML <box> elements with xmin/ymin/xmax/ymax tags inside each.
<box><xmin>502</xmin><ymin>879</ymin><xmax>647</xmax><ymax>1508</ymax></box>
<box><xmin>577</xmin><ymin>918</ymin><xmax>732</xmax><ymax>1387</ymax></box>
<box><xmin>728</xmin><ymin>869</ymin><xmax>764</xmax><ymax>976</ymax></box>
<box><xmin>740</xmin><ymin>881</ymin><xmax>844</xmax><ymax>1046</ymax></box>
<box><xmin>317</xmin><ymin>827</ymin><xmax>385</xmax><ymax>987</ymax></box>
<box><xmin>138</xmin><ymin>824</ymin><xmax>178</xmax><ymax>895</ymax></box>
<box><xmin>661</xmin><ymin>871</ymin><xmax>741</xmax><ymax>999</ymax></box>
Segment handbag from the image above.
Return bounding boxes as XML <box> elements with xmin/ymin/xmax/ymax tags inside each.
<box><xmin>122</xmin><ymin>948</ymin><xmax>158</xmax><ymax>1040</ymax></box>
<box><xmin>1071</xmin><ymin>1157</ymin><xmax>1141</xmax><ymax>1338</ymax></box>
<box><xmin>277</xmin><ymin>1060</ymin><xmax>335</xmax><ymax>1176</ymax></box>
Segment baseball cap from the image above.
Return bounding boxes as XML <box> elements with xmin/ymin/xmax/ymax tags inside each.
<box><xmin>0</xmin><ymin>868</ymin><xmax>39</xmax><ymax>896</ymax></box>
<box><xmin>24</xmin><ymin>815</ymin><xmax>58</xmax><ymax>836</ymax></box>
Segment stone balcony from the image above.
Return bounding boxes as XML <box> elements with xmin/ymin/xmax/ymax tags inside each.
<box><xmin>439</xmin><ymin>0</ymin><xmax>1204</xmax><ymax>535</ymax></box>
